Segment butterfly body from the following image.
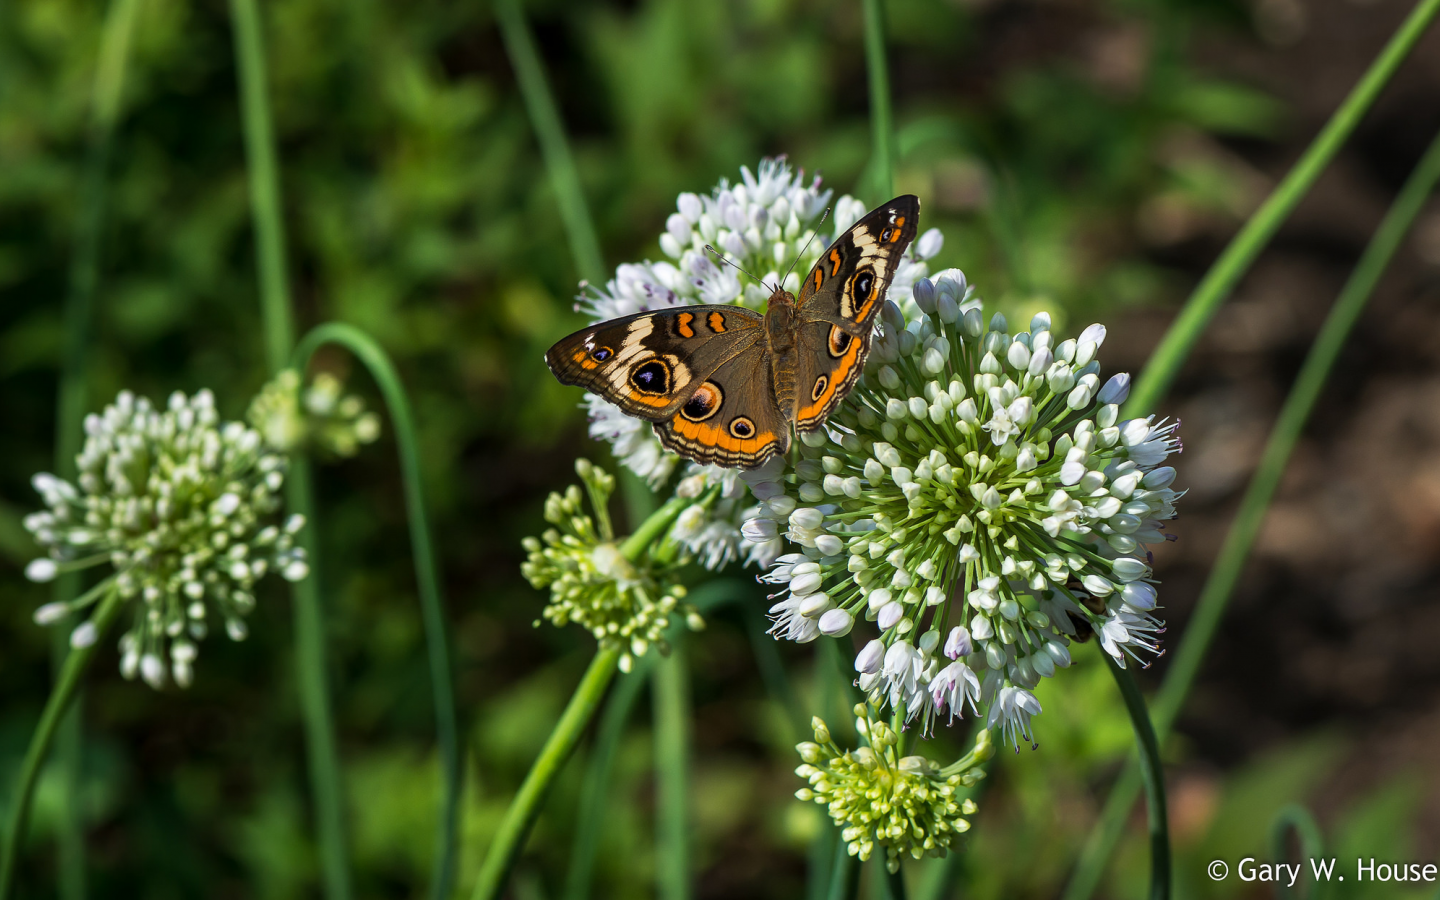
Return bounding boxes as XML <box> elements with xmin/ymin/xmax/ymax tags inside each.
<box><xmin>547</xmin><ymin>195</ymin><xmax>920</xmax><ymax>469</ymax></box>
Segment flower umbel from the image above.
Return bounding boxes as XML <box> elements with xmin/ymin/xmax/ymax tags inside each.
<box><xmin>25</xmin><ymin>389</ymin><xmax>309</xmax><ymax>688</ymax></box>
<box><xmin>522</xmin><ymin>459</ymin><xmax>703</xmax><ymax>672</ymax></box>
<box><xmin>247</xmin><ymin>368</ymin><xmax>381</xmax><ymax>457</ymax></box>
<box><xmin>749</xmin><ymin>270</ymin><xmax>1182</xmax><ymax>746</ymax></box>
<box><xmin>795</xmin><ymin>705</ymin><xmax>992</xmax><ymax>872</ymax></box>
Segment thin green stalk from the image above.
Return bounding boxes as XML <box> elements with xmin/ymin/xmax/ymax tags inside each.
<box><xmin>48</xmin><ymin>0</ymin><xmax>144</xmax><ymax>894</ymax></box>
<box><xmin>826</xmin><ymin>828</ymin><xmax>860</xmax><ymax>900</ymax></box>
<box><xmin>653</xmin><ymin>648</ymin><xmax>691</xmax><ymax>900</ymax></box>
<box><xmin>561</xmin><ymin>581</ymin><xmax>740</xmax><ymax>900</ymax></box>
<box><xmin>1123</xmin><ymin>0</ymin><xmax>1440</xmax><ymax>416</ymax></box>
<box><xmin>0</xmin><ymin>588</ymin><xmax>125</xmax><ymax>900</ymax></box>
<box><xmin>231</xmin><ymin>0</ymin><xmax>296</xmax><ymax>372</ymax></box>
<box><xmin>1064</xmin><ymin>123</ymin><xmax>1440</xmax><ymax>900</ymax></box>
<box><xmin>230</xmin><ymin>2</ymin><xmax>348</xmax><ymax>895</ymax></box>
<box><xmin>470</xmin><ymin>648</ymin><xmax>621</xmax><ymax>900</ymax></box>
<box><xmin>293</xmin><ymin>323</ymin><xmax>461</xmax><ymax>900</ymax></box>
<box><xmin>862</xmin><ymin>0</ymin><xmax>895</xmax><ymax>201</ymax></box>
<box><xmin>1104</xmin><ymin>655</ymin><xmax>1169</xmax><ymax>900</ymax></box>
<box><xmin>1269</xmin><ymin>805</ymin><xmax>1323</xmax><ymax>900</ymax></box>
<box><xmin>494</xmin><ymin>0</ymin><xmax>605</xmax><ymax>285</ymax></box>
<box><xmin>885</xmin><ymin>866</ymin><xmax>908</xmax><ymax>900</ymax></box>
<box><xmin>619</xmin><ymin>496</ymin><xmax>687</xmax><ymax>559</ymax></box>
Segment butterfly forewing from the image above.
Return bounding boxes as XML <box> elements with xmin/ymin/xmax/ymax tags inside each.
<box><xmin>545</xmin><ymin>306</ymin><xmax>763</xmax><ymax>421</ymax></box>
<box><xmin>791</xmin><ymin>195</ymin><xmax>919</xmax><ymax>430</ymax></box>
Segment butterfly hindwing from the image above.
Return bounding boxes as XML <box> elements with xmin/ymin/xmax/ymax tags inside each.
<box><xmin>791</xmin><ymin>195</ymin><xmax>920</xmax><ymax>430</ymax></box>
<box><xmin>652</xmin><ymin>350</ymin><xmax>789</xmax><ymax>468</ymax></box>
<box><xmin>545</xmin><ymin>306</ymin><xmax>763</xmax><ymax>421</ymax></box>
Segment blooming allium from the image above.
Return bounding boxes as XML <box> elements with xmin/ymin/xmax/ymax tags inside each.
<box><xmin>748</xmin><ymin>270</ymin><xmax>1182</xmax><ymax>748</ymax></box>
<box><xmin>24</xmin><ymin>389</ymin><xmax>309</xmax><ymax>688</ymax></box>
<box><xmin>522</xmin><ymin>459</ymin><xmax>704</xmax><ymax>672</ymax></box>
<box><xmin>575</xmin><ymin>158</ymin><xmax>943</xmax><ymax>570</ymax></box>
<box><xmin>795</xmin><ymin>705</ymin><xmax>992</xmax><ymax>872</ymax></box>
<box><xmin>247</xmin><ymin>369</ymin><xmax>381</xmax><ymax>458</ymax></box>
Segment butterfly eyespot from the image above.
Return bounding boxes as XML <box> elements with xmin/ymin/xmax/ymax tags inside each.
<box><xmin>853</xmin><ymin>271</ymin><xmax>875</xmax><ymax>303</ymax></box>
<box><xmin>811</xmin><ymin>375</ymin><xmax>830</xmax><ymax>402</ymax></box>
<box><xmin>680</xmin><ymin>381</ymin><xmax>724</xmax><ymax>422</ymax></box>
<box><xmin>591</xmin><ymin>346</ymin><xmax>614</xmax><ymax>362</ymax></box>
<box><xmin>828</xmin><ymin>325</ymin><xmax>853</xmax><ymax>358</ymax></box>
<box><xmin>630</xmin><ymin>359</ymin><xmax>671</xmax><ymax>395</ymax></box>
<box><xmin>728</xmin><ymin>417</ymin><xmax>755</xmax><ymax>439</ymax></box>
<box><xmin>880</xmin><ymin>228</ymin><xmax>893</xmax><ymax>242</ymax></box>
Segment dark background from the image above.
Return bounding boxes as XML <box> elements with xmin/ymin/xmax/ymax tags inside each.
<box><xmin>2</xmin><ymin>0</ymin><xmax>1439</xmax><ymax>896</ymax></box>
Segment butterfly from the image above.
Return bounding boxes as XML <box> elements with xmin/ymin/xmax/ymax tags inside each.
<box><xmin>546</xmin><ymin>195</ymin><xmax>920</xmax><ymax>469</ymax></box>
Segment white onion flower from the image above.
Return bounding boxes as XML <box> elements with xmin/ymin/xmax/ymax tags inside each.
<box><xmin>23</xmin><ymin>389</ymin><xmax>308</xmax><ymax>689</ymax></box>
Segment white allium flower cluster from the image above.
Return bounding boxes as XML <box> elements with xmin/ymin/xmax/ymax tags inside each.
<box><xmin>25</xmin><ymin>389</ymin><xmax>309</xmax><ymax>689</ymax></box>
<box><xmin>745</xmin><ymin>271</ymin><xmax>1182</xmax><ymax>748</ymax></box>
<box><xmin>577</xmin><ymin>158</ymin><xmax>944</xmax><ymax>570</ymax></box>
<box><xmin>795</xmin><ymin>706</ymin><xmax>991</xmax><ymax>872</ymax></box>
<box><xmin>247</xmin><ymin>369</ymin><xmax>381</xmax><ymax>458</ymax></box>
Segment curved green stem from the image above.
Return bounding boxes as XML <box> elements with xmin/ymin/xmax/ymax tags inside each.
<box><xmin>470</xmin><ymin>648</ymin><xmax>621</xmax><ymax>900</ymax></box>
<box><xmin>1123</xmin><ymin>0</ymin><xmax>1440</xmax><ymax>417</ymax></box>
<box><xmin>1269</xmin><ymin>805</ymin><xmax>1324</xmax><ymax>900</ymax></box>
<box><xmin>862</xmin><ymin>0</ymin><xmax>895</xmax><ymax>200</ymax></box>
<box><xmin>293</xmin><ymin>323</ymin><xmax>461</xmax><ymax>900</ymax></box>
<box><xmin>1065</xmin><ymin>121</ymin><xmax>1440</xmax><ymax>900</ymax></box>
<box><xmin>0</xmin><ymin>588</ymin><xmax>125</xmax><ymax>900</ymax></box>
<box><xmin>494</xmin><ymin>0</ymin><xmax>605</xmax><ymax>285</ymax></box>
<box><xmin>1104</xmin><ymin>655</ymin><xmax>1169</xmax><ymax>900</ymax></box>
<box><xmin>653</xmin><ymin>649</ymin><xmax>691</xmax><ymax>900</ymax></box>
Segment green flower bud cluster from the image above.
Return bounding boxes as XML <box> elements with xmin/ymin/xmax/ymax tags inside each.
<box><xmin>24</xmin><ymin>389</ymin><xmax>308</xmax><ymax>689</ymax></box>
<box><xmin>795</xmin><ymin>705</ymin><xmax>993</xmax><ymax>872</ymax></box>
<box><xmin>522</xmin><ymin>460</ymin><xmax>702</xmax><ymax>673</ymax></box>
<box><xmin>247</xmin><ymin>369</ymin><xmax>381</xmax><ymax>458</ymax></box>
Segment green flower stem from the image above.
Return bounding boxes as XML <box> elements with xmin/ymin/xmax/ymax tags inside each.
<box><xmin>827</xmin><ymin>827</ymin><xmax>860</xmax><ymax>900</ymax></box>
<box><xmin>1065</xmin><ymin>121</ymin><xmax>1440</xmax><ymax>900</ymax></box>
<box><xmin>48</xmin><ymin>0</ymin><xmax>144</xmax><ymax>894</ymax></box>
<box><xmin>618</xmin><ymin>496</ymin><xmax>687</xmax><ymax>561</ymax></box>
<box><xmin>561</xmin><ymin>581</ymin><xmax>739</xmax><ymax>900</ymax></box>
<box><xmin>292</xmin><ymin>323</ymin><xmax>461</xmax><ymax>900</ymax></box>
<box><xmin>230</xmin><ymin>0</ymin><xmax>349</xmax><ymax>895</ymax></box>
<box><xmin>494</xmin><ymin>0</ymin><xmax>605</xmax><ymax>285</ymax></box>
<box><xmin>885</xmin><ymin>866</ymin><xmax>908</xmax><ymax>900</ymax></box>
<box><xmin>231</xmin><ymin>0</ymin><xmax>296</xmax><ymax>372</ymax></box>
<box><xmin>470</xmin><ymin>648</ymin><xmax>621</xmax><ymax>900</ymax></box>
<box><xmin>1123</xmin><ymin>0</ymin><xmax>1440</xmax><ymax>417</ymax></box>
<box><xmin>0</xmin><ymin>587</ymin><xmax>124</xmax><ymax>900</ymax></box>
<box><xmin>1269</xmin><ymin>805</ymin><xmax>1323</xmax><ymax>900</ymax></box>
<box><xmin>561</xmin><ymin>659</ymin><xmax>648</xmax><ymax>900</ymax></box>
<box><xmin>862</xmin><ymin>0</ymin><xmax>895</xmax><ymax>201</ymax></box>
<box><xmin>653</xmin><ymin>648</ymin><xmax>692</xmax><ymax>900</ymax></box>
<box><xmin>1104</xmin><ymin>655</ymin><xmax>1170</xmax><ymax>900</ymax></box>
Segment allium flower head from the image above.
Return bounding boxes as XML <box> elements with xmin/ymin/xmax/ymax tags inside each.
<box><xmin>247</xmin><ymin>369</ymin><xmax>381</xmax><ymax>457</ymax></box>
<box><xmin>795</xmin><ymin>705</ymin><xmax>992</xmax><ymax>872</ymax></box>
<box><xmin>24</xmin><ymin>389</ymin><xmax>308</xmax><ymax>688</ymax></box>
<box><xmin>748</xmin><ymin>270</ymin><xmax>1182</xmax><ymax>747</ymax></box>
<box><xmin>522</xmin><ymin>459</ymin><xmax>703</xmax><ymax>672</ymax></box>
<box><xmin>577</xmin><ymin>158</ymin><xmax>944</xmax><ymax>504</ymax></box>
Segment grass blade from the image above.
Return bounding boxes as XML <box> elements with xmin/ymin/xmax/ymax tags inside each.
<box><xmin>653</xmin><ymin>648</ymin><xmax>692</xmax><ymax>900</ymax></box>
<box><xmin>862</xmin><ymin>0</ymin><xmax>895</xmax><ymax>200</ymax></box>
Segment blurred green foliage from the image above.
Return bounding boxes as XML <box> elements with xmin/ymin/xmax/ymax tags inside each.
<box><xmin>0</xmin><ymin>0</ymin><xmax>1428</xmax><ymax>896</ymax></box>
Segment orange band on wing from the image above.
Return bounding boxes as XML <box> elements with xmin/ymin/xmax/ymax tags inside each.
<box><xmin>812</xmin><ymin>269</ymin><xmax>823</xmax><ymax>293</ymax></box>
<box><xmin>571</xmin><ymin>349</ymin><xmax>600</xmax><ymax>371</ymax></box>
<box><xmin>707</xmin><ymin>311</ymin><xmax>727</xmax><ymax>333</ymax></box>
<box><xmin>677</xmin><ymin>312</ymin><xmax>695</xmax><ymax>338</ymax></box>
<box><xmin>829</xmin><ymin>248</ymin><xmax>842</xmax><ymax>276</ymax></box>
<box><xmin>796</xmin><ymin>335</ymin><xmax>864</xmax><ymax>422</ymax></box>
<box><xmin>626</xmin><ymin>390</ymin><xmax>672</xmax><ymax>409</ymax></box>
<box><xmin>669</xmin><ymin>417</ymin><xmax>776</xmax><ymax>454</ymax></box>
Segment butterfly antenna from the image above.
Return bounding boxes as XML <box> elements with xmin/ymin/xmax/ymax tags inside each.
<box><xmin>704</xmin><ymin>245</ymin><xmax>767</xmax><ymax>287</ymax></box>
<box><xmin>780</xmin><ymin>206</ymin><xmax>832</xmax><ymax>290</ymax></box>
